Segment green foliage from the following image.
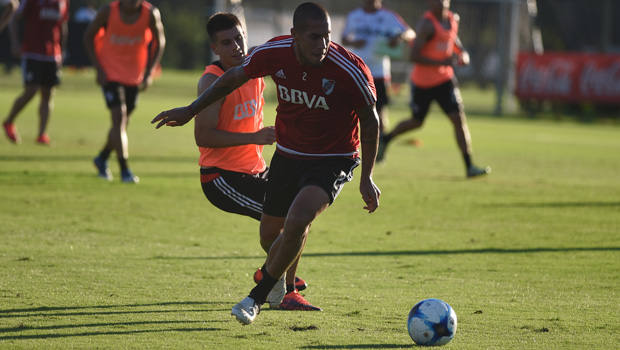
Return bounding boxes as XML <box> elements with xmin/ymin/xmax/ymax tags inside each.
<box><xmin>1</xmin><ymin>70</ymin><xmax>619</xmax><ymax>349</ymax></box>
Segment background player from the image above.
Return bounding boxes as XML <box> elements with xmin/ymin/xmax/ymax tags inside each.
<box><xmin>84</xmin><ymin>0</ymin><xmax>165</xmax><ymax>183</ymax></box>
<box><xmin>152</xmin><ymin>2</ymin><xmax>381</xmax><ymax>325</ymax></box>
<box><xmin>0</xmin><ymin>0</ymin><xmax>18</xmax><ymax>32</ymax></box>
<box><xmin>378</xmin><ymin>0</ymin><xmax>490</xmax><ymax>178</ymax></box>
<box><xmin>2</xmin><ymin>0</ymin><xmax>68</xmax><ymax>145</ymax></box>
<box><xmin>342</xmin><ymin>0</ymin><xmax>414</xmax><ymax>136</ymax></box>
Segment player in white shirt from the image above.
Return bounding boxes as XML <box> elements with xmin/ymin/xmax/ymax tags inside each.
<box><xmin>342</xmin><ymin>0</ymin><xmax>414</xmax><ymax>135</ymax></box>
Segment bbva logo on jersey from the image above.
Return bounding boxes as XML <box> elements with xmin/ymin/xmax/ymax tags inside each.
<box><xmin>234</xmin><ymin>99</ymin><xmax>259</xmax><ymax>120</ymax></box>
<box><xmin>277</xmin><ymin>85</ymin><xmax>330</xmax><ymax>110</ymax></box>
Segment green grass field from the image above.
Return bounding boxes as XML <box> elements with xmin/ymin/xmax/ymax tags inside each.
<box><xmin>1</xmin><ymin>69</ymin><xmax>619</xmax><ymax>349</ymax></box>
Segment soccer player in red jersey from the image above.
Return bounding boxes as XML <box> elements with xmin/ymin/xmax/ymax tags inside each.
<box><xmin>84</xmin><ymin>0</ymin><xmax>165</xmax><ymax>183</ymax></box>
<box><xmin>152</xmin><ymin>2</ymin><xmax>381</xmax><ymax>325</ymax></box>
<box><xmin>3</xmin><ymin>0</ymin><xmax>69</xmax><ymax>145</ymax></box>
<box><xmin>197</xmin><ymin>12</ymin><xmax>313</xmax><ymax>310</ymax></box>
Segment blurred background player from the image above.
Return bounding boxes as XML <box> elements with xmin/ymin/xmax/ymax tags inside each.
<box><xmin>342</xmin><ymin>0</ymin><xmax>414</xmax><ymax>136</ymax></box>
<box><xmin>84</xmin><ymin>0</ymin><xmax>165</xmax><ymax>183</ymax></box>
<box><xmin>2</xmin><ymin>0</ymin><xmax>68</xmax><ymax>145</ymax></box>
<box><xmin>378</xmin><ymin>0</ymin><xmax>490</xmax><ymax>178</ymax></box>
<box><xmin>195</xmin><ymin>12</ymin><xmax>314</xmax><ymax>310</ymax></box>
<box><xmin>0</xmin><ymin>0</ymin><xmax>18</xmax><ymax>32</ymax></box>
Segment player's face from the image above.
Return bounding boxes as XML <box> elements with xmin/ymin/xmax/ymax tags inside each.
<box><xmin>428</xmin><ymin>0</ymin><xmax>450</xmax><ymax>11</ymax></box>
<box><xmin>120</xmin><ymin>0</ymin><xmax>143</xmax><ymax>11</ymax></box>
<box><xmin>292</xmin><ymin>19</ymin><xmax>331</xmax><ymax>67</ymax></box>
<box><xmin>212</xmin><ymin>25</ymin><xmax>248</xmax><ymax>69</ymax></box>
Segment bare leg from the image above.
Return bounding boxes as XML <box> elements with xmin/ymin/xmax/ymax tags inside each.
<box><xmin>260</xmin><ymin>214</ymin><xmax>303</xmax><ymax>288</ymax></box>
<box><xmin>4</xmin><ymin>84</ymin><xmax>38</xmax><ymax>124</ymax></box>
<box><xmin>264</xmin><ymin>186</ymin><xmax>329</xmax><ymax>279</ymax></box>
<box><xmin>447</xmin><ymin>110</ymin><xmax>472</xmax><ymax>155</ymax></box>
<box><xmin>106</xmin><ymin>105</ymin><xmax>129</xmax><ymax>160</ymax></box>
<box><xmin>38</xmin><ymin>86</ymin><xmax>54</xmax><ymax>137</ymax></box>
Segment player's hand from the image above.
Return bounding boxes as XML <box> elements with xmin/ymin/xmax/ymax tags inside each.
<box><xmin>95</xmin><ymin>68</ymin><xmax>107</xmax><ymax>86</ymax></box>
<box><xmin>254</xmin><ymin>126</ymin><xmax>276</xmax><ymax>145</ymax></box>
<box><xmin>457</xmin><ymin>51</ymin><xmax>470</xmax><ymax>66</ymax></box>
<box><xmin>151</xmin><ymin>106</ymin><xmax>195</xmax><ymax>129</ymax></box>
<box><xmin>11</xmin><ymin>42</ymin><xmax>21</xmax><ymax>59</ymax></box>
<box><xmin>360</xmin><ymin>177</ymin><xmax>380</xmax><ymax>213</ymax></box>
<box><xmin>140</xmin><ymin>74</ymin><xmax>153</xmax><ymax>91</ymax></box>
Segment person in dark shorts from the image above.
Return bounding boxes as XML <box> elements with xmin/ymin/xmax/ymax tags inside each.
<box><xmin>3</xmin><ymin>0</ymin><xmax>68</xmax><ymax>145</ymax></box>
<box><xmin>195</xmin><ymin>13</ymin><xmax>310</xmax><ymax>309</ymax></box>
<box><xmin>378</xmin><ymin>0</ymin><xmax>490</xmax><ymax>178</ymax></box>
<box><xmin>83</xmin><ymin>0</ymin><xmax>165</xmax><ymax>183</ymax></box>
<box><xmin>152</xmin><ymin>2</ymin><xmax>381</xmax><ymax>326</ymax></box>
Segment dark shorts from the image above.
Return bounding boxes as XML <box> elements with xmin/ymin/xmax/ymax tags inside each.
<box><xmin>263</xmin><ymin>151</ymin><xmax>360</xmax><ymax>218</ymax></box>
<box><xmin>374</xmin><ymin>78</ymin><xmax>389</xmax><ymax>113</ymax></box>
<box><xmin>410</xmin><ymin>77</ymin><xmax>463</xmax><ymax>123</ymax></box>
<box><xmin>22</xmin><ymin>59</ymin><xmax>60</xmax><ymax>87</ymax></box>
<box><xmin>102</xmin><ymin>82</ymin><xmax>139</xmax><ymax>115</ymax></box>
<box><xmin>200</xmin><ymin>167</ymin><xmax>268</xmax><ymax>221</ymax></box>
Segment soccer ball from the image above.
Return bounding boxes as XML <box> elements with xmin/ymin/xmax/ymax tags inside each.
<box><xmin>407</xmin><ymin>298</ymin><xmax>457</xmax><ymax>346</ymax></box>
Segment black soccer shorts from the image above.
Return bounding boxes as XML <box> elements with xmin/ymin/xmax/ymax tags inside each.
<box><xmin>262</xmin><ymin>151</ymin><xmax>360</xmax><ymax>218</ymax></box>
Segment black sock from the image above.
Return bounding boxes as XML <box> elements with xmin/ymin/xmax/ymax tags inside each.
<box><xmin>119</xmin><ymin>158</ymin><xmax>129</xmax><ymax>172</ymax></box>
<box><xmin>286</xmin><ymin>283</ymin><xmax>295</xmax><ymax>294</ymax></box>
<box><xmin>249</xmin><ymin>268</ymin><xmax>279</xmax><ymax>304</ymax></box>
<box><xmin>98</xmin><ymin>148</ymin><xmax>112</xmax><ymax>161</ymax></box>
<box><xmin>463</xmin><ymin>153</ymin><xmax>472</xmax><ymax>168</ymax></box>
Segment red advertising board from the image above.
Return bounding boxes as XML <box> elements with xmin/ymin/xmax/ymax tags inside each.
<box><xmin>516</xmin><ymin>52</ymin><xmax>620</xmax><ymax>104</ymax></box>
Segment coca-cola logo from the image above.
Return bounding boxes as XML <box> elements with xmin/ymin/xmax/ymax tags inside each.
<box><xmin>518</xmin><ymin>58</ymin><xmax>575</xmax><ymax>96</ymax></box>
<box><xmin>580</xmin><ymin>61</ymin><xmax>620</xmax><ymax>97</ymax></box>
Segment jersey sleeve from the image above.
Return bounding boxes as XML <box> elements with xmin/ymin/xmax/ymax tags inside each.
<box><xmin>243</xmin><ymin>36</ymin><xmax>288</xmax><ymax>79</ymax></box>
<box><xmin>342</xmin><ymin>11</ymin><xmax>356</xmax><ymax>39</ymax></box>
<box><xmin>386</xmin><ymin>10</ymin><xmax>410</xmax><ymax>35</ymax></box>
<box><xmin>341</xmin><ymin>50</ymin><xmax>377</xmax><ymax>110</ymax></box>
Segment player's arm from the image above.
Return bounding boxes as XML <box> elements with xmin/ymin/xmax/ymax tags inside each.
<box><xmin>356</xmin><ymin>103</ymin><xmax>381</xmax><ymax>213</ymax></box>
<box><xmin>0</xmin><ymin>0</ymin><xmax>18</xmax><ymax>32</ymax></box>
<box><xmin>341</xmin><ymin>15</ymin><xmax>365</xmax><ymax>48</ymax></box>
<box><xmin>59</xmin><ymin>17</ymin><xmax>68</xmax><ymax>67</ymax></box>
<box><xmin>453</xmin><ymin>35</ymin><xmax>469</xmax><ymax>66</ymax></box>
<box><xmin>194</xmin><ymin>73</ymin><xmax>275</xmax><ymax>148</ymax></box>
<box><xmin>8</xmin><ymin>3</ymin><xmax>22</xmax><ymax>58</ymax></box>
<box><xmin>141</xmin><ymin>6</ymin><xmax>166</xmax><ymax>91</ymax></box>
<box><xmin>152</xmin><ymin>65</ymin><xmax>250</xmax><ymax>129</ymax></box>
<box><xmin>410</xmin><ymin>18</ymin><xmax>451</xmax><ymax>66</ymax></box>
<box><xmin>83</xmin><ymin>5</ymin><xmax>110</xmax><ymax>86</ymax></box>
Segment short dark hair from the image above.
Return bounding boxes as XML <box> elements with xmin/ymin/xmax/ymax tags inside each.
<box><xmin>206</xmin><ymin>13</ymin><xmax>242</xmax><ymax>42</ymax></box>
<box><xmin>293</xmin><ymin>2</ymin><xmax>329</xmax><ymax>32</ymax></box>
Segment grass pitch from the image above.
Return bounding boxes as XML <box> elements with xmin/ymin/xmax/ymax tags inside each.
<box><xmin>1</xmin><ymin>69</ymin><xmax>619</xmax><ymax>349</ymax></box>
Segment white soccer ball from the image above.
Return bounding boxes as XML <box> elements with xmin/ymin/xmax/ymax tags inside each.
<box><xmin>407</xmin><ymin>298</ymin><xmax>457</xmax><ymax>346</ymax></box>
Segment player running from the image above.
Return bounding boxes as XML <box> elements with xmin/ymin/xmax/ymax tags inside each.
<box><xmin>152</xmin><ymin>2</ymin><xmax>381</xmax><ymax>325</ymax></box>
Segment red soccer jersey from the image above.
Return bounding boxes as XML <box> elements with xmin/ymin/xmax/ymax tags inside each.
<box><xmin>243</xmin><ymin>35</ymin><xmax>376</xmax><ymax>158</ymax></box>
<box><xmin>18</xmin><ymin>0</ymin><xmax>69</xmax><ymax>63</ymax></box>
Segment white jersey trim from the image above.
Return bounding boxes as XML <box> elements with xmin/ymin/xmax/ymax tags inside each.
<box><xmin>277</xmin><ymin>144</ymin><xmax>359</xmax><ymax>158</ymax></box>
<box><xmin>213</xmin><ymin>177</ymin><xmax>263</xmax><ymax>214</ymax></box>
<box><xmin>327</xmin><ymin>49</ymin><xmax>376</xmax><ymax>106</ymax></box>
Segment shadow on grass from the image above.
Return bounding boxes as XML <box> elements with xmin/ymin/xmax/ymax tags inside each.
<box><xmin>485</xmin><ymin>201</ymin><xmax>620</xmax><ymax>208</ymax></box>
<box><xmin>301</xmin><ymin>345</ymin><xmax>412</xmax><ymax>349</ymax></box>
<box><xmin>0</xmin><ymin>326</ymin><xmax>217</xmax><ymax>340</ymax></box>
<box><xmin>0</xmin><ymin>155</ymin><xmax>196</xmax><ymax>163</ymax></box>
<box><xmin>152</xmin><ymin>246</ymin><xmax>620</xmax><ymax>261</ymax></box>
<box><xmin>0</xmin><ymin>301</ymin><xmax>229</xmax><ymax>318</ymax></box>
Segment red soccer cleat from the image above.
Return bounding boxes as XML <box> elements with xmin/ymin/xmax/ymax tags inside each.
<box><xmin>278</xmin><ymin>290</ymin><xmax>322</xmax><ymax>311</ymax></box>
<box><xmin>3</xmin><ymin>122</ymin><xmax>21</xmax><ymax>144</ymax></box>
<box><xmin>36</xmin><ymin>134</ymin><xmax>51</xmax><ymax>145</ymax></box>
<box><xmin>253</xmin><ymin>268</ymin><xmax>308</xmax><ymax>291</ymax></box>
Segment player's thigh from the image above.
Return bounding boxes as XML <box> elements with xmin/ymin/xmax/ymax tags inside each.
<box><xmin>201</xmin><ymin>168</ymin><xmax>266</xmax><ymax>221</ymax></box>
<box><xmin>410</xmin><ymin>83</ymin><xmax>433</xmax><ymax>123</ymax></box>
<box><xmin>436</xmin><ymin>78</ymin><xmax>464</xmax><ymax>117</ymax></box>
